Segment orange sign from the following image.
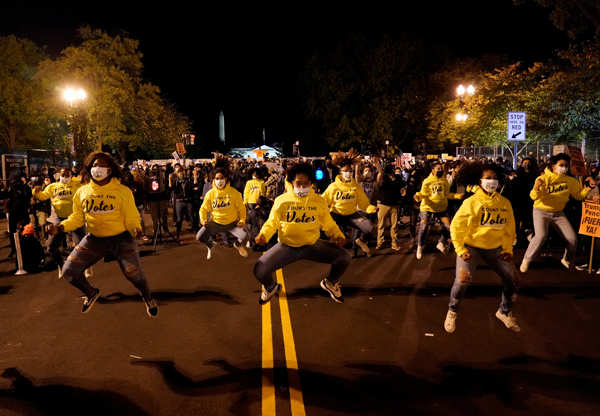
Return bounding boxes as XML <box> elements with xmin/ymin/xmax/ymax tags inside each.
<box><xmin>579</xmin><ymin>201</ymin><xmax>600</xmax><ymax>238</ymax></box>
<box><xmin>251</xmin><ymin>149</ymin><xmax>268</xmax><ymax>158</ymax></box>
<box><xmin>176</xmin><ymin>142</ymin><xmax>186</xmax><ymax>155</ymax></box>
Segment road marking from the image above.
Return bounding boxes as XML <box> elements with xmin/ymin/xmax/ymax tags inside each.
<box><xmin>261</xmin><ymin>298</ymin><xmax>276</xmax><ymax>416</ymax></box>
<box><xmin>276</xmin><ymin>269</ymin><xmax>307</xmax><ymax>416</ymax></box>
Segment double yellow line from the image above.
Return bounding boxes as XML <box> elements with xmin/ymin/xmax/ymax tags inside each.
<box><xmin>261</xmin><ymin>269</ymin><xmax>306</xmax><ymax>416</ymax></box>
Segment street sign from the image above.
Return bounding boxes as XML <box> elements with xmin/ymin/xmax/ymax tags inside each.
<box><xmin>507</xmin><ymin>112</ymin><xmax>526</xmax><ymax>141</ymax></box>
<box><xmin>176</xmin><ymin>142</ymin><xmax>186</xmax><ymax>155</ymax></box>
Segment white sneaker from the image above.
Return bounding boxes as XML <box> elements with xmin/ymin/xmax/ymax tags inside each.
<box><xmin>259</xmin><ymin>283</ymin><xmax>281</xmax><ymax>305</ymax></box>
<box><xmin>246</xmin><ymin>240</ymin><xmax>251</xmax><ymax>248</ymax></box>
<box><xmin>320</xmin><ymin>279</ymin><xmax>343</xmax><ymax>303</ymax></box>
<box><xmin>84</xmin><ymin>267</ymin><xmax>93</xmax><ymax>279</ymax></box>
<box><xmin>57</xmin><ymin>265</ymin><xmax>62</xmax><ymax>279</ymax></box>
<box><xmin>560</xmin><ymin>256</ymin><xmax>571</xmax><ymax>270</ymax></box>
<box><xmin>444</xmin><ymin>310</ymin><xmax>457</xmax><ymax>333</ymax></box>
<box><xmin>355</xmin><ymin>238</ymin><xmax>371</xmax><ymax>257</ymax></box>
<box><xmin>519</xmin><ymin>258</ymin><xmax>530</xmax><ymax>273</ymax></box>
<box><xmin>235</xmin><ymin>242</ymin><xmax>248</xmax><ymax>258</ymax></box>
<box><xmin>495</xmin><ymin>309</ymin><xmax>520</xmax><ymax>332</ymax></box>
<box><xmin>436</xmin><ymin>241</ymin><xmax>446</xmax><ymax>254</ymax></box>
<box><xmin>416</xmin><ymin>245</ymin><xmax>423</xmax><ymax>260</ymax></box>
<box><xmin>206</xmin><ymin>246</ymin><xmax>213</xmax><ymax>260</ymax></box>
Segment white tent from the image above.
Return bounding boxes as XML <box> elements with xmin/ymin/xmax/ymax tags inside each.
<box><xmin>229</xmin><ymin>145</ymin><xmax>282</xmax><ymax>159</ymax></box>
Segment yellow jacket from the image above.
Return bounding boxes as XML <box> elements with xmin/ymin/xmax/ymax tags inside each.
<box><xmin>243</xmin><ymin>179</ymin><xmax>266</xmax><ymax>204</ymax></box>
<box><xmin>451</xmin><ymin>188</ymin><xmax>516</xmax><ymax>256</ymax></box>
<box><xmin>415</xmin><ymin>173</ymin><xmax>460</xmax><ymax>212</ymax></box>
<box><xmin>258</xmin><ymin>189</ymin><xmax>344</xmax><ymax>247</ymax></box>
<box><xmin>61</xmin><ymin>178</ymin><xmax>140</xmax><ymax>237</ymax></box>
<box><xmin>35</xmin><ymin>180</ymin><xmax>82</xmax><ymax>218</ymax></box>
<box><xmin>530</xmin><ymin>168</ymin><xmax>590</xmax><ymax>212</ymax></box>
<box><xmin>200</xmin><ymin>183</ymin><xmax>246</xmax><ymax>225</ymax></box>
<box><xmin>322</xmin><ymin>176</ymin><xmax>370</xmax><ymax>215</ymax></box>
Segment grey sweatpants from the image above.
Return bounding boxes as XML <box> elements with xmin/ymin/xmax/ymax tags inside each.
<box><xmin>523</xmin><ymin>208</ymin><xmax>576</xmax><ymax>262</ymax></box>
<box><xmin>61</xmin><ymin>232</ymin><xmax>152</xmax><ymax>301</ymax></box>
<box><xmin>254</xmin><ymin>241</ymin><xmax>351</xmax><ymax>290</ymax></box>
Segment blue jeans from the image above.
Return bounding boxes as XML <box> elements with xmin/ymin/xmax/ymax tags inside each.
<box><xmin>254</xmin><ymin>241</ymin><xmax>351</xmax><ymax>290</ymax></box>
<box><xmin>174</xmin><ymin>200</ymin><xmax>193</xmax><ymax>233</ymax></box>
<box><xmin>416</xmin><ymin>211</ymin><xmax>450</xmax><ymax>247</ymax></box>
<box><xmin>448</xmin><ymin>245</ymin><xmax>516</xmax><ymax>314</ymax></box>
<box><xmin>62</xmin><ymin>232</ymin><xmax>152</xmax><ymax>301</ymax></box>
<box><xmin>196</xmin><ymin>221</ymin><xmax>248</xmax><ymax>248</ymax></box>
<box><xmin>47</xmin><ymin>221</ymin><xmax>86</xmax><ymax>267</ymax></box>
<box><xmin>331</xmin><ymin>212</ymin><xmax>373</xmax><ymax>241</ymax></box>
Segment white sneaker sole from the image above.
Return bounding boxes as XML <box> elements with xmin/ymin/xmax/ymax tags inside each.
<box><xmin>320</xmin><ymin>279</ymin><xmax>343</xmax><ymax>303</ymax></box>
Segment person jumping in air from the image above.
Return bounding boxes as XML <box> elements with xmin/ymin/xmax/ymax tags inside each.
<box><xmin>49</xmin><ymin>152</ymin><xmax>158</xmax><ymax>318</ymax></box>
<box><xmin>322</xmin><ymin>151</ymin><xmax>374</xmax><ymax>257</ymax></box>
<box><xmin>443</xmin><ymin>162</ymin><xmax>519</xmax><ymax>333</ymax></box>
<box><xmin>196</xmin><ymin>155</ymin><xmax>248</xmax><ymax>260</ymax></box>
<box><xmin>254</xmin><ymin>163</ymin><xmax>350</xmax><ymax>304</ymax></box>
<box><xmin>414</xmin><ymin>161</ymin><xmax>463</xmax><ymax>260</ymax></box>
<box><xmin>520</xmin><ymin>153</ymin><xmax>596</xmax><ymax>272</ymax></box>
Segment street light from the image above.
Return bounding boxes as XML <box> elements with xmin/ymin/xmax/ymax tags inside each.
<box><xmin>62</xmin><ymin>87</ymin><xmax>87</xmax><ymax>107</ymax></box>
<box><xmin>455</xmin><ymin>113</ymin><xmax>468</xmax><ymax>122</ymax></box>
<box><xmin>456</xmin><ymin>84</ymin><xmax>475</xmax><ymax>97</ymax></box>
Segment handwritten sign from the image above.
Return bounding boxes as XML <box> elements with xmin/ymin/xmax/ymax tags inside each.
<box><xmin>579</xmin><ymin>201</ymin><xmax>600</xmax><ymax>238</ymax></box>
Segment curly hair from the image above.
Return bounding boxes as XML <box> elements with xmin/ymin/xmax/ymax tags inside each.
<box><xmin>455</xmin><ymin>161</ymin><xmax>503</xmax><ymax>187</ymax></box>
<box><xmin>286</xmin><ymin>163</ymin><xmax>315</xmax><ymax>183</ymax></box>
<box><xmin>82</xmin><ymin>152</ymin><xmax>122</xmax><ymax>183</ymax></box>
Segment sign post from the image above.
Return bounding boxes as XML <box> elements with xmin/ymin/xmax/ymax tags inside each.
<box><xmin>579</xmin><ymin>201</ymin><xmax>600</xmax><ymax>273</ymax></box>
<box><xmin>507</xmin><ymin>112</ymin><xmax>526</xmax><ymax>170</ymax></box>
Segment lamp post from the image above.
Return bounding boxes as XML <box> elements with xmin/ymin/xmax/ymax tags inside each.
<box><xmin>62</xmin><ymin>87</ymin><xmax>87</xmax><ymax>160</ymax></box>
<box><xmin>385</xmin><ymin>139</ymin><xmax>390</xmax><ymax>157</ymax></box>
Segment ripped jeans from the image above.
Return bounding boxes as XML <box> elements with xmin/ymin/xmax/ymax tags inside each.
<box><xmin>448</xmin><ymin>245</ymin><xmax>516</xmax><ymax>314</ymax></box>
<box><xmin>61</xmin><ymin>232</ymin><xmax>153</xmax><ymax>301</ymax></box>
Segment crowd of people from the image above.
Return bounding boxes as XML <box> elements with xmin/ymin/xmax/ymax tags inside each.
<box><xmin>1</xmin><ymin>149</ymin><xmax>598</xmax><ymax>333</ymax></box>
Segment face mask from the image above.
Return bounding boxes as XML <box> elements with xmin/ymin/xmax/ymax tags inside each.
<box><xmin>59</xmin><ymin>176</ymin><xmax>72</xmax><ymax>184</ymax></box>
<box><xmin>31</xmin><ymin>177</ymin><xmax>38</xmax><ymax>182</ymax></box>
<box><xmin>341</xmin><ymin>172</ymin><xmax>352</xmax><ymax>181</ymax></box>
<box><xmin>481</xmin><ymin>179</ymin><xmax>499</xmax><ymax>193</ymax></box>
<box><xmin>215</xmin><ymin>179</ymin><xmax>226</xmax><ymax>188</ymax></box>
<box><xmin>90</xmin><ymin>167</ymin><xmax>109</xmax><ymax>181</ymax></box>
<box><xmin>556</xmin><ymin>166</ymin><xmax>568</xmax><ymax>175</ymax></box>
<box><xmin>436</xmin><ymin>171</ymin><xmax>443</xmax><ymax>178</ymax></box>
<box><xmin>294</xmin><ymin>186</ymin><xmax>311</xmax><ymax>198</ymax></box>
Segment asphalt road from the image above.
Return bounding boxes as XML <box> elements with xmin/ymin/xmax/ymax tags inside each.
<box><xmin>0</xmin><ymin>223</ymin><xmax>599</xmax><ymax>415</ymax></box>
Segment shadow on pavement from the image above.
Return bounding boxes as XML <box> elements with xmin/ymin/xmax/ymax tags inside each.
<box><xmin>131</xmin><ymin>355</ymin><xmax>600</xmax><ymax>415</ymax></box>
<box><xmin>0</xmin><ymin>286</ymin><xmax>12</xmax><ymax>295</ymax></box>
<box><xmin>0</xmin><ymin>368</ymin><xmax>149</xmax><ymax>415</ymax></box>
<box><xmin>99</xmin><ymin>288</ymin><xmax>241</xmax><ymax>305</ymax></box>
<box><xmin>284</xmin><ymin>283</ymin><xmax>600</xmax><ymax>301</ymax></box>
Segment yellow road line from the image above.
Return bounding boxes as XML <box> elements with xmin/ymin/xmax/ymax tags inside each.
<box><xmin>276</xmin><ymin>269</ymin><xmax>307</xmax><ymax>416</ymax></box>
<box><xmin>261</xmin><ymin>299</ymin><xmax>276</xmax><ymax>416</ymax></box>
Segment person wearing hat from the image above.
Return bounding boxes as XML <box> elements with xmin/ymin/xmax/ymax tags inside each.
<box><xmin>20</xmin><ymin>224</ymin><xmax>44</xmax><ymax>273</ymax></box>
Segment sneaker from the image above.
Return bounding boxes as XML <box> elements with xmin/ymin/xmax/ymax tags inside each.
<box><xmin>234</xmin><ymin>242</ymin><xmax>248</xmax><ymax>258</ymax></box>
<box><xmin>81</xmin><ymin>289</ymin><xmax>100</xmax><ymax>314</ymax></box>
<box><xmin>84</xmin><ymin>267</ymin><xmax>94</xmax><ymax>279</ymax></box>
<box><xmin>259</xmin><ymin>283</ymin><xmax>281</xmax><ymax>305</ymax></box>
<box><xmin>206</xmin><ymin>246</ymin><xmax>213</xmax><ymax>260</ymax></box>
<box><xmin>436</xmin><ymin>241</ymin><xmax>446</xmax><ymax>254</ymax></box>
<box><xmin>575</xmin><ymin>263</ymin><xmax>589</xmax><ymax>272</ymax></box>
<box><xmin>444</xmin><ymin>310</ymin><xmax>457</xmax><ymax>333</ymax></box>
<box><xmin>495</xmin><ymin>309</ymin><xmax>520</xmax><ymax>332</ymax></box>
<box><xmin>145</xmin><ymin>298</ymin><xmax>159</xmax><ymax>318</ymax></box>
<box><xmin>142</xmin><ymin>236</ymin><xmax>150</xmax><ymax>242</ymax></box>
<box><xmin>320</xmin><ymin>279</ymin><xmax>343</xmax><ymax>303</ymax></box>
<box><xmin>527</xmin><ymin>233</ymin><xmax>534</xmax><ymax>242</ymax></box>
<box><xmin>57</xmin><ymin>265</ymin><xmax>62</xmax><ymax>279</ymax></box>
<box><xmin>519</xmin><ymin>258</ymin><xmax>530</xmax><ymax>273</ymax></box>
<box><xmin>416</xmin><ymin>245</ymin><xmax>423</xmax><ymax>260</ymax></box>
<box><xmin>391</xmin><ymin>245</ymin><xmax>401</xmax><ymax>252</ymax></box>
<box><xmin>560</xmin><ymin>256</ymin><xmax>571</xmax><ymax>270</ymax></box>
<box><xmin>246</xmin><ymin>240</ymin><xmax>251</xmax><ymax>248</ymax></box>
<box><xmin>355</xmin><ymin>238</ymin><xmax>371</xmax><ymax>257</ymax></box>
<box><xmin>375</xmin><ymin>243</ymin><xmax>384</xmax><ymax>250</ymax></box>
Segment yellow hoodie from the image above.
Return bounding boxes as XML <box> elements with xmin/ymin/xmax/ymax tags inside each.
<box><xmin>259</xmin><ymin>189</ymin><xmax>344</xmax><ymax>247</ymax></box>
<box><xmin>322</xmin><ymin>175</ymin><xmax>370</xmax><ymax>216</ymax></box>
<box><xmin>61</xmin><ymin>178</ymin><xmax>140</xmax><ymax>237</ymax></box>
<box><xmin>451</xmin><ymin>188</ymin><xmax>516</xmax><ymax>256</ymax></box>
<box><xmin>243</xmin><ymin>178</ymin><xmax>266</xmax><ymax>204</ymax></box>
<box><xmin>530</xmin><ymin>168</ymin><xmax>590</xmax><ymax>212</ymax></box>
<box><xmin>415</xmin><ymin>173</ymin><xmax>460</xmax><ymax>213</ymax></box>
<box><xmin>200</xmin><ymin>182</ymin><xmax>246</xmax><ymax>225</ymax></box>
<box><xmin>35</xmin><ymin>180</ymin><xmax>82</xmax><ymax>218</ymax></box>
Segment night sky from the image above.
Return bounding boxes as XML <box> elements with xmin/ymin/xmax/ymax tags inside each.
<box><xmin>1</xmin><ymin>1</ymin><xmax>568</xmax><ymax>153</ymax></box>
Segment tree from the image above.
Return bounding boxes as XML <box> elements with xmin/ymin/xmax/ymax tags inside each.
<box><xmin>37</xmin><ymin>27</ymin><xmax>190</xmax><ymax>162</ymax></box>
<box><xmin>515</xmin><ymin>0</ymin><xmax>600</xmax><ymax>39</ymax></box>
<box><xmin>0</xmin><ymin>35</ymin><xmax>47</xmax><ymax>150</ymax></box>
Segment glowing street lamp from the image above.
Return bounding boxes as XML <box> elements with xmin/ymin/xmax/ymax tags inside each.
<box><xmin>456</xmin><ymin>84</ymin><xmax>475</xmax><ymax>97</ymax></box>
<box><xmin>62</xmin><ymin>87</ymin><xmax>87</xmax><ymax>106</ymax></box>
<box><xmin>455</xmin><ymin>113</ymin><xmax>468</xmax><ymax>122</ymax></box>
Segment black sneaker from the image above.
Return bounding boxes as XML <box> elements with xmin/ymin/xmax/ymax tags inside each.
<box><xmin>320</xmin><ymin>279</ymin><xmax>344</xmax><ymax>303</ymax></box>
<box><xmin>81</xmin><ymin>289</ymin><xmax>100</xmax><ymax>314</ymax></box>
<box><xmin>145</xmin><ymin>299</ymin><xmax>159</xmax><ymax>318</ymax></box>
<box><xmin>259</xmin><ymin>283</ymin><xmax>281</xmax><ymax>305</ymax></box>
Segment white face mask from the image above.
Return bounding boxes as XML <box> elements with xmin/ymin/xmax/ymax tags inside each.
<box><xmin>481</xmin><ymin>179</ymin><xmax>499</xmax><ymax>193</ymax></box>
<box><xmin>90</xmin><ymin>167</ymin><xmax>109</xmax><ymax>181</ymax></box>
<box><xmin>59</xmin><ymin>176</ymin><xmax>72</xmax><ymax>184</ymax></box>
<box><xmin>215</xmin><ymin>179</ymin><xmax>226</xmax><ymax>188</ymax></box>
<box><xmin>294</xmin><ymin>186</ymin><xmax>311</xmax><ymax>198</ymax></box>
<box><xmin>341</xmin><ymin>171</ymin><xmax>352</xmax><ymax>181</ymax></box>
<box><xmin>556</xmin><ymin>166</ymin><xmax>568</xmax><ymax>175</ymax></box>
